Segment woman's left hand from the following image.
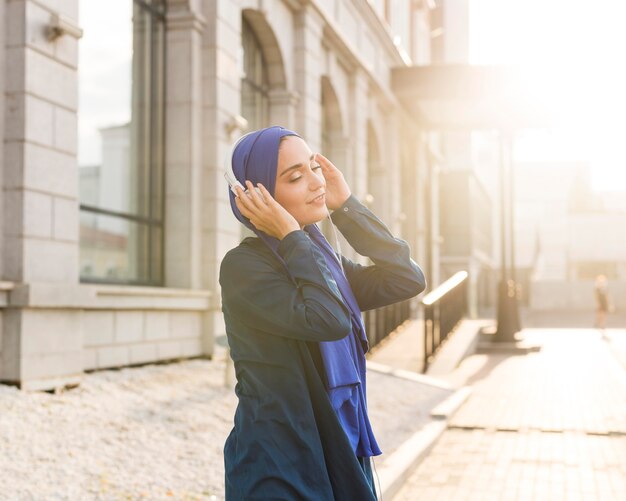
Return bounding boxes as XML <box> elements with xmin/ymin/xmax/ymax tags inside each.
<box><xmin>315</xmin><ymin>153</ymin><xmax>351</xmax><ymax>210</ymax></box>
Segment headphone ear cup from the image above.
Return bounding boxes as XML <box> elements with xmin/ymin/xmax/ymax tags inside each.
<box><xmin>224</xmin><ymin>131</ymin><xmax>255</xmax><ymax>189</ymax></box>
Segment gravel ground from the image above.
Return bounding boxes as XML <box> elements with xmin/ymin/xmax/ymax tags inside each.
<box><xmin>0</xmin><ymin>348</ymin><xmax>451</xmax><ymax>501</ymax></box>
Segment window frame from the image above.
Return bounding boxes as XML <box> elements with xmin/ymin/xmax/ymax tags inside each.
<box><xmin>79</xmin><ymin>0</ymin><xmax>167</xmax><ymax>286</ymax></box>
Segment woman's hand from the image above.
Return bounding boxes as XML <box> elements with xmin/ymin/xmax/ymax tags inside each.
<box><xmin>234</xmin><ymin>181</ymin><xmax>300</xmax><ymax>240</ymax></box>
<box><xmin>315</xmin><ymin>153</ymin><xmax>351</xmax><ymax>210</ymax></box>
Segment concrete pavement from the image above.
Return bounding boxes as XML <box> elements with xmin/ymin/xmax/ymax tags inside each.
<box><xmin>606</xmin><ymin>329</ymin><xmax>626</xmax><ymax>372</ymax></box>
<box><xmin>392</xmin><ymin>327</ymin><xmax>626</xmax><ymax>500</ymax></box>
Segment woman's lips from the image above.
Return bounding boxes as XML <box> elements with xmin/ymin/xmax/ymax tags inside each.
<box><xmin>308</xmin><ymin>193</ymin><xmax>326</xmax><ymax>204</ymax></box>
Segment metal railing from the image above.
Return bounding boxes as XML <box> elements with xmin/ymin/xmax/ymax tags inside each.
<box><xmin>363</xmin><ymin>299</ymin><xmax>412</xmax><ymax>349</ymax></box>
<box><xmin>421</xmin><ymin>271</ymin><xmax>468</xmax><ymax>372</ymax></box>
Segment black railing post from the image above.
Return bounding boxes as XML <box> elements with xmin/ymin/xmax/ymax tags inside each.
<box><xmin>421</xmin><ymin>271</ymin><xmax>469</xmax><ymax>373</ymax></box>
<box><xmin>362</xmin><ymin>298</ymin><xmax>415</xmax><ymax>351</ymax></box>
<box><xmin>423</xmin><ymin>303</ymin><xmax>432</xmax><ymax>372</ymax></box>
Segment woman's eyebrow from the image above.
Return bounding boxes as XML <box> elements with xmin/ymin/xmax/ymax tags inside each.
<box><xmin>279</xmin><ymin>154</ymin><xmax>315</xmax><ymax>177</ymax></box>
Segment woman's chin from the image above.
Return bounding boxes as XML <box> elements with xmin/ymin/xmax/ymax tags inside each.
<box><xmin>299</xmin><ymin>209</ymin><xmax>329</xmax><ymax>227</ymax></box>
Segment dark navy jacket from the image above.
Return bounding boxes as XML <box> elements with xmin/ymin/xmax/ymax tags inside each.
<box><xmin>220</xmin><ymin>195</ymin><xmax>426</xmax><ymax>500</ymax></box>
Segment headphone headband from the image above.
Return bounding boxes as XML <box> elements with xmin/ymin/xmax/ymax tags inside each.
<box><xmin>223</xmin><ymin>131</ymin><xmax>255</xmax><ymax>194</ymax></box>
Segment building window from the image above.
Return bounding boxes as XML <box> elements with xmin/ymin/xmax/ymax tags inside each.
<box><xmin>78</xmin><ymin>0</ymin><xmax>166</xmax><ymax>285</ymax></box>
<box><xmin>241</xmin><ymin>17</ymin><xmax>269</xmax><ymax>130</ymax></box>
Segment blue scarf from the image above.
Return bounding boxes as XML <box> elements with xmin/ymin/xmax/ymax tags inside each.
<box><xmin>227</xmin><ymin>126</ymin><xmax>381</xmax><ymax>457</ymax></box>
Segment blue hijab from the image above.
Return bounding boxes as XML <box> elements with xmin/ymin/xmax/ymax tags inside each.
<box><xmin>227</xmin><ymin>125</ymin><xmax>381</xmax><ymax>457</ymax></box>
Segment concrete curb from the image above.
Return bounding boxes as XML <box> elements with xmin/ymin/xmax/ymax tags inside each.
<box><xmin>476</xmin><ymin>341</ymin><xmax>541</xmax><ymax>354</ymax></box>
<box><xmin>366</xmin><ymin>360</ymin><xmax>455</xmax><ymax>391</ymax></box>
<box><xmin>374</xmin><ymin>382</ymin><xmax>473</xmax><ymax>500</ymax></box>
<box><xmin>426</xmin><ymin>320</ymin><xmax>490</xmax><ymax>377</ymax></box>
<box><xmin>375</xmin><ymin>420</ymin><xmax>447</xmax><ymax>500</ymax></box>
<box><xmin>430</xmin><ymin>386</ymin><xmax>473</xmax><ymax>420</ymax></box>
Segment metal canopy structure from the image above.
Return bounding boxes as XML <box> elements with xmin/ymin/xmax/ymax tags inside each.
<box><xmin>391</xmin><ymin>64</ymin><xmax>542</xmax><ymax>341</ymax></box>
<box><xmin>391</xmin><ymin>64</ymin><xmax>551</xmax><ymax>131</ymax></box>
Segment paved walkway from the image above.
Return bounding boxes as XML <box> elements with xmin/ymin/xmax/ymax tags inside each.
<box><xmin>368</xmin><ymin>319</ymin><xmax>425</xmax><ymax>372</ymax></box>
<box><xmin>606</xmin><ymin>329</ymin><xmax>626</xmax><ymax>372</ymax></box>
<box><xmin>392</xmin><ymin>328</ymin><xmax>626</xmax><ymax>501</ymax></box>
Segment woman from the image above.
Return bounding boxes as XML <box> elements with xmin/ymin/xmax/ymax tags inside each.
<box><xmin>594</xmin><ymin>274</ymin><xmax>610</xmax><ymax>331</ymax></box>
<box><xmin>220</xmin><ymin>125</ymin><xmax>426</xmax><ymax>500</ymax></box>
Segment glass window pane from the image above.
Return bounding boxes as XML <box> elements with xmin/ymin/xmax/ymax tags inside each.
<box><xmin>80</xmin><ymin>212</ymin><xmax>161</xmax><ymax>283</ymax></box>
<box><xmin>78</xmin><ymin>0</ymin><xmax>134</xmax><ymax>215</ymax></box>
<box><xmin>78</xmin><ymin>0</ymin><xmax>165</xmax><ymax>285</ymax></box>
<box><xmin>241</xmin><ymin>18</ymin><xmax>269</xmax><ymax>130</ymax></box>
<box><xmin>78</xmin><ymin>1</ymin><xmax>165</xmax><ymax>219</ymax></box>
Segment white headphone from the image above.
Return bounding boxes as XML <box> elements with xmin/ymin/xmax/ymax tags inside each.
<box><xmin>223</xmin><ymin>131</ymin><xmax>263</xmax><ymax>198</ymax></box>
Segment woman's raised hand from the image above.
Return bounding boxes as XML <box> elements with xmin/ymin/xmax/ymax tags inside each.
<box><xmin>315</xmin><ymin>153</ymin><xmax>351</xmax><ymax>210</ymax></box>
<box><xmin>234</xmin><ymin>181</ymin><xmax>300</xmax><ymax>240</ymax></box>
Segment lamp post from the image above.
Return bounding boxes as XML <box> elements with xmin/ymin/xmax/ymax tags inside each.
<box><xmin>494</xmin><ymin>129</ymin><xmax>521</xmax><ymax>341</ymax></box>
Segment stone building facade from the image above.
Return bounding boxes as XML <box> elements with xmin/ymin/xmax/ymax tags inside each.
<box><xmin>1</xmin><ymin>0</ymin><xmax>437</xmax><ymax>390</ymax></box>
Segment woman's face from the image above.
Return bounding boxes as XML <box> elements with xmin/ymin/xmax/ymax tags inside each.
<box><xmin>275</xmin><ymin>136</ymin><xmax>327</xmax><ymax>227</ymax></box>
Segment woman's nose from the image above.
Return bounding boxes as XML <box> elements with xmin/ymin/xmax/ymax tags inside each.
<box><xmin>310</xmin><ymin>170</ymin><xmax>325</xmax><ymax>189</ymax></box>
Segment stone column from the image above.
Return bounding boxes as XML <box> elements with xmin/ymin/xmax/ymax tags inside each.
<box><xmin>425</xmin><ymin>132</ymin><xmax>442</xmax><ymax>289</ymax></box>
<box><xmin>468</xmin><ymin>259</ymin><xmax>479</xmax><ymax>318</ymax></box>
<box><xmin>164</xmin><ymin>3</ymin><xmax>206</xmax><ymax>290</ymax></box>
<box><xmin>201</xmin><ymin>0</ymin><xmax>244</xmax><ymax>356</ymax></box>
<box><xmin>386</xmin><ymin>111</ymin><xmax>402</xmax><ymax>235</ymax></box>
<box><xmin>367</xmin><ymin>119</ymin><xmax>389</xmax><ymax>228</ymax></box>
<box><xmin>326</xmin><ymin>132</ymin><xmax>351</xmax><ymax>185</ymax></box>
<box><xmin>349</xmin><ymin>69</ymin><xmax>369</xmax><ymax>201</ymax></box>
<box><xmin>348</xmin><ymin>69</ymin><xmax>369</xmax><ymax>265</ymax></box>
<box><xmin>2</xmin><ymin>0</ymin><xmax>82</xmax><ymax>389</ymax></box>
<box><xmin>294</xmin><ymin>5</ymin><xmax>323</xmax><ymax>151</ymax></box>
<box><xmin>413</xmin><ymin>133</ymin><xmax>429</xmax><ymax>272</ymax></box>
<box><xmin>268</xmin><ymin>89</ymin><xmax>300</xmax><ymax>129</ymax></box>
<box><xmin>325</xmin><ymin>132</ymin><xmax>356</xmax><ymax>260</ymax></box>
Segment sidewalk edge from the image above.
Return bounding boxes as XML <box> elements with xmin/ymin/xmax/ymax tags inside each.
<box><xmin>376</xmin><ymin>385</ymin><xmax>472</xmax><ymax>500</ymax></box>
<box><xmin>430</xmin><ymin>386</ymin><xmax>473</xmax><ymax>420</ymax></box>
<box><xmin>366</xmin><ymin>360</ymin><xmax>455</xmax><ymax>391</ymax></box>
<box><xmin>376</xmin><ymin>420</ymin><xmax>447</xmax><ymax>500</ymax></box>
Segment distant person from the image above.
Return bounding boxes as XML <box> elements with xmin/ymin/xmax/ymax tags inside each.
<box><xmin>594</xmin><ymin>275</ymin><xmax>610</xmax><ymax>332</ymax></box>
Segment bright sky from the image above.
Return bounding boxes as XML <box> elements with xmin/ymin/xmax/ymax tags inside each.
<box><xmin>78</xmin><ymin>0</ymin><xmax>132</xmax><ymax>167</ymax></box>
<box><xmin>469</xmin><ymin>0</ymin><xmax>626</xmax><ymax>191</ymax></box>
